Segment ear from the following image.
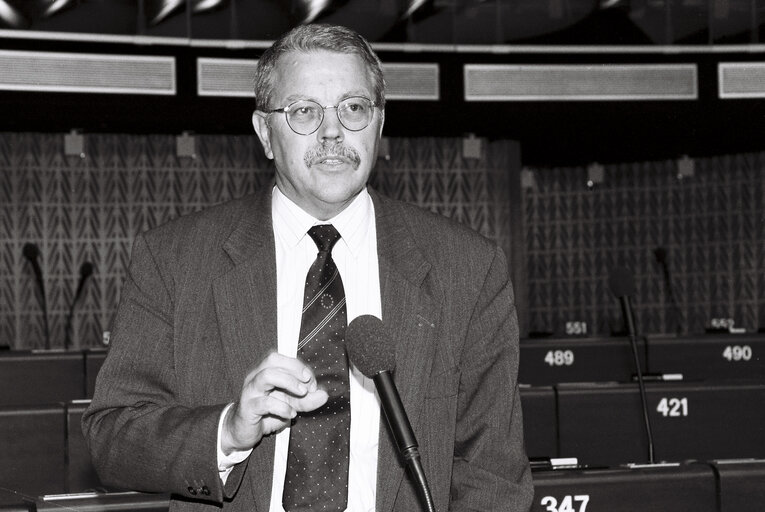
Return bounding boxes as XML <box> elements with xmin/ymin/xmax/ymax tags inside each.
<box><xmin>377</xmin><ymin>109</ymin><xmax>385</xmax><ymax>138</ymax></box>
<box><xmin>252</xmin><ymin>111</ymin><xmax>274</xmax><ymax>160</ymax></box>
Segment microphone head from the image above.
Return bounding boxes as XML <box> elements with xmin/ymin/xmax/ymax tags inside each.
<box><xmin>22</xmin><ymin>243</ymin><xmax>39</xmax><ymax>260</ymax></box>
<box><xmin>653</xmin><ymin>247</ymin><xmax>667</xmax><ymax>264</ymax></box>
<box><xmin>346</xmin><ymin>314</ymin><xmax>396</xmax><ymax>378</ymax></box>
<box><xmin>80</xmin><ymin>261</ymin><xmax>94</xmax><ymax>277</ymax></box>
<box><xmin>609</xmin><ymin>266</ymin><xmax>635</xmax><ymax>298</ymax></box>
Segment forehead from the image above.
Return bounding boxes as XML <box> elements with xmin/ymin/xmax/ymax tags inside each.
<box><xmin>270</xmin><ymin>50</ymin><xmax>374</xmax><ymax>103</ymax></box>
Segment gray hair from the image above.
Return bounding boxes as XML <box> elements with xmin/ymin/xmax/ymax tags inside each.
<box><xmin>253</xmin><ymin>24</ymin><xmax>386</xmax><ymax>112</ymax></box>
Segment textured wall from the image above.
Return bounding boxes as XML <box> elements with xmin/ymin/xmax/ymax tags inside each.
<box><xmin>4</xmin><ymin>131</ymin><xmax>762</xmax><ymax>348</ymax></box>
<box><xmin>523</xmin><ymin>155</ymin><xmax>765</xmax><ymax>337</ymax></box>
<box><xmin>1</xmin><ymin>132</ymin><xmax>516</xmax><ymax>349</ymax></box>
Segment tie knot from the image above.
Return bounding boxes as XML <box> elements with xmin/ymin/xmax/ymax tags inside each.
<box><xmin>308</xmin><ymin>224</ymin><xmax>341</xmax><ymax>253</ymax></box>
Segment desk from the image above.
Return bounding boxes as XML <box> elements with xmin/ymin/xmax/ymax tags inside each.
<box><xmin>35</xmin><ymin>492</ymin><xmax>170</xmax><ymax>511</ymax></box>
<box><xmin>711</xmin><ymin>459</ymin><xmax>765</xmax><ymax>512</ymax></box>
<box><xmin>0</xmin><ymin>404</ymin><xmax>66</xmax><ymax>502</ymax></box>
<box><xmin>647</xmin><ymin>333</ymin><xmax>765</xmax><ymax>381</ymax></box>
<box><xmin>519</xmin><ymin>336</ymin><xmax>645</xmax><ymax>386</ymax></box>
<box><xmin>531</xmin><ymin>463</ymin><xmax>717</xmax><ymax>512</ymax></box>
<box><xmin>520</xmin><ymin>386</ymin><xmax>558</xmax><ymax>459</ymax></box>
<box><xmin>0</xmin><ymin>351</ymin><xmax>85</xmax><ymax>406</ymax></box>
<box><xmin>66</xmin><ymin>401</ymin><xmax>107</xmax><ymax>494</ymax></box>
<box><xmin>556</xmin><ymin>381</ymin><xmax>765</xmax><ymax>466</ymax></box>
<box><xmin>85</xmin><ymin>349</ymin><xmax>108</xmax><ymax>397</ymax></box>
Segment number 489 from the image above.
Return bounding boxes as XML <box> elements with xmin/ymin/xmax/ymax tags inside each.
<box><xmin>544</xmin><ymin>350</ymin><xmax>574</xmax><ymax>367</ymax></box>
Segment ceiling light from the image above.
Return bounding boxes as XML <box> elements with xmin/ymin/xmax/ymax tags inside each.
<box><xmin>0</xmin><ymin>0</ymin><xmax>26</xmax><ymax>28</ymax></box>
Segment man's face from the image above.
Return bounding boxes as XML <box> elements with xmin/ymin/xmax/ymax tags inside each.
<box><xmin>253</xmin><ymin>50</ymin><xmax>384</xmax><ymax>220</ymax></box>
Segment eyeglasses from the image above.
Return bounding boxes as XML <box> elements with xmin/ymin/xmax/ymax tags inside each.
<box><xmin>267</xmin><ymin>96</ymin><xmax>378</xmax><ymax>135</ymax></box>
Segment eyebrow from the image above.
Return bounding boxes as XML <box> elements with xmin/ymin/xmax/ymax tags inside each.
<box><xmin>280</xmin><ymin>90</ymin><xmax>373</xmax><ymax>105</ymax></box>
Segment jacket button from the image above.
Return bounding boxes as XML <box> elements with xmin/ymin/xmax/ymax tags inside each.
<box><xmin>187</xmin><ymin>486</ymin><xmax>197</xmax><ymax>495</ymax></box>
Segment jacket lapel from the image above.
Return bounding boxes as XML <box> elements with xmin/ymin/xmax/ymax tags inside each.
<box><xmin>212</xmin><ymin>188</ymin><xmax>277</xmax><ymax>511</ymax></box>
<box><xmin>370</xmin><ymin>191</ymin><xmax>441</xmax><ymax>512</ymax></box>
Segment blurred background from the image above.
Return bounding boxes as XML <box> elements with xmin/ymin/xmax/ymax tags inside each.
<box><xmin>2</xmin><ymin>1</ymin><xmax>765</xmax><ymax>350</ymax></box>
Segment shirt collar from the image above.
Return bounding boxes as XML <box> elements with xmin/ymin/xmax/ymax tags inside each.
<box><xmin>271</xmin><ymin>186</ymin><xmax>373</xmax><ymax>257</ymax></box>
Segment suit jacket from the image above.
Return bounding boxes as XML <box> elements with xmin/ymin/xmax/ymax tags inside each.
<box><xmin>83</xmin><ymin>186</ymin><xmax>533</xmax><ymax>512</ymax></box>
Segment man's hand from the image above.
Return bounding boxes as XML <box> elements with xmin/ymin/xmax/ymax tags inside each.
<box><xmin>221</xmin><ymin>352</ymin><xmax>328</xmax><ymax>455</ymax></box>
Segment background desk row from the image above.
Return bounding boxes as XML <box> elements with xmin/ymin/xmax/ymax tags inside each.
<box><xmin>1</xmin><ymin>332</ymin><xmax>762</xmax><ymax>406</ymax></box>
<box><xmin>519</xmin><ymin>332</ymin><xmax>765</xmax><ymax>385</ymax></box>
<box><xmin>521</xmin><ymin>381</ymin><xmax>765</xmax><ymax>465</ymax></box>
<box><xmin>1</xmin><ymin>460</ymin><xmax>763</xmax><ymax>512</ymax></box>
<box><xmin>2</xmin><ymin>381</ymin><xmax>764</xmax><ymax>502</ymax></box>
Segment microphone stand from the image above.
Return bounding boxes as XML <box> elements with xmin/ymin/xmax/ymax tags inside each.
<box><xmin>408</xmin><ymin>456</ymin><xmax>436</xmax><ymax>512</ymax></box>
<box><xmin>375</xmin><ymin>374</ymin><xmax>436</xmax><ymax>512</ymax></box>
<box><xmin>654</xmin><ymin>248</ymin><xmax>683</xmax><ymax>335</ymax></box>
<box><xmin>621</xmin><ymin>296</ymin><xmax>655</xmax><ymax>464</ymax></box>
<box><xmin>40</xmin><ymin>283</ymin><xmax>50</xmax><ymax>350</ymax></box>
<box><xmin>64</xmin><ymin>263</ymin><xmax>93</xmax><ymax>350</ymax></box>
<box><xmin>24</xmin><ymin>244</ymin><xmax>51</xmax><ymax>350</ymax></box>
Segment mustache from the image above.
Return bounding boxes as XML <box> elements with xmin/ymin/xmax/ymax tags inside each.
<box><xmin>304</xmin><ymin>142</ymin><xmax>361</xmax><ymax>170</ymax></box>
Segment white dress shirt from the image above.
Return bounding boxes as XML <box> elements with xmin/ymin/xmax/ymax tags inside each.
<box><xmin>217</xmin><ymin>186</ymin><xmax>382</xmax><ymax>512</ymax></box>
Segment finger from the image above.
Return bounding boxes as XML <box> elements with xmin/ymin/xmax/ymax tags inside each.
<box><xmin>243</xmin><ymin>366</ymin><xmax>311</xmax><ymax>399</ymax></box>
<box><xmin>269</xmin><ymin>388</ymin><xmax>327</xmax><ymax>411</ymax></box>
<box><xmin>263</xmin><ymin>389</ymin><xmax>328</xmax><ymax>420</ymax></box>
<box><xmin>258</xmin><ymin>390</ymin><xmax>328</xmax><ymax>435</ymax></box>
<box><xmin>258</xmin><ymin>352</ymin><xmax>316</xmax><ymax>383</ymax></box>
<box><xmin>240</xmin><ymin>394</ymin><xmax>297</xmax><ymax>422</ymax></box>
<box><xmin>243</xmin><ymin>354</ymin><xmax>318</xmax><ymax>392</ymax></box>
<box><xmin>292</xmin><ymin>389</ymin><xmax>329</xmax><ymax>412</ymax></box>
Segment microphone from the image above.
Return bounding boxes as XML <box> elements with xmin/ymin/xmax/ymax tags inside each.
<box><xmin>653</xmin><ymin>247</ymin><xmax>682</xmax><ymax>334</ymax></box>
<box><xmin>346</xmin><ymin>315</ymin><xmax>436</xmax><ymax>512</ymax></box>
<box><xmin>609</xmin><ymin>267</ymin><xmax>655</xmax><ymax>464</ymax></box>
<box><xmin>22</xmin><ymin>243</ymin><xmax>40</xmax><ymax>271</ymax></box>
<box><xmin>609</xmin><ymin>267</ymin><xmax>636</xmax><ymax>337</ymax></box>
<box><xmin>22</xmin><ymin>243</ymin><xmax>51</xmax><ymax>350</ymax></box>
<box><xmin>64</xmin><ymin>261</ymin><xmax>94</xmax><ymax>350</ymax></box>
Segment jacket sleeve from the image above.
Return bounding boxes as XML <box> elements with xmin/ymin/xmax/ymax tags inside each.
<box><xmin>450</xmin><ymin>245</ymin><xmax>534</xmax><ymax>511</ymax></box>
<box><xmin>81</xmin><ymin>233</ymin><xmax>245</xmax><ymax>504</ymax></box>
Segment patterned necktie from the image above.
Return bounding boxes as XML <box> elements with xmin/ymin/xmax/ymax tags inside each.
<box><xmin>283</xmin><ymin>224</ymin><xmax>350</xmax><ymax>512</ymax></box>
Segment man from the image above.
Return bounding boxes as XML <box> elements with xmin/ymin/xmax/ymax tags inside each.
<box><xmin>83</xmin><ymin>23</ymin><xmax>532</xmax><ymax>512</ymax></box>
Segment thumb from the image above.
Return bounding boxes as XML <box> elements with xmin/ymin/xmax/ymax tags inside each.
<box><xmin>293</xmin><ymin>389</ymin><xmax>329</xmax><ymax>412</ymax></box>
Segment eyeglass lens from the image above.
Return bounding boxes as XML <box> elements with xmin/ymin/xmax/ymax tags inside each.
<box><xmin>285</xmin><ymin>97</ymin><xmax>374</xmax><ymax>135</ymax></box>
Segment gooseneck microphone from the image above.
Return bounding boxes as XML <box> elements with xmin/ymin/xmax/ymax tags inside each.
<box><xmin>609</xmin><ymin>267</ymin><xmax>655</xmax><ymax>464</ymax></box>
<box><xmin>346</xmin><ymin>315</ymin><xmax>436</xmax><ymax>512</ymax></box>
<box><xmin>64</xmin><ymin>261</ymin><xmax>94</xmax><ymax>350</ymax></box>
<box><xmin>22</xmin><ymin>243</ymin><xmax>50</xmax><ymax>350</ymax></box>
<box><xmin>654</xmin><ymin>247</ymin><xmax>683</xmax><ymax>334</ymax></box>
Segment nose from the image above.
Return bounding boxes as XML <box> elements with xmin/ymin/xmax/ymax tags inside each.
<box><xmin>316</xmin><ymin>106</ymin><xmax>344</xmax><ymax>142</ymax></box>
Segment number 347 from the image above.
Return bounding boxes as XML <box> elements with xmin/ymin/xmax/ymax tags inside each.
<box><xmin>540</xmin><ymin>495</ymin><xmax>590</xmax><ymax>512</ymax></box>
